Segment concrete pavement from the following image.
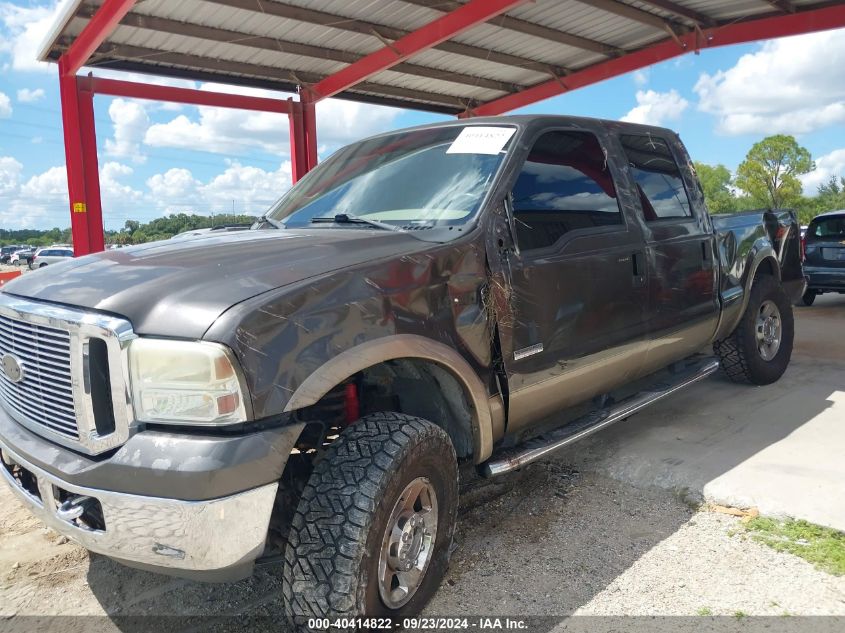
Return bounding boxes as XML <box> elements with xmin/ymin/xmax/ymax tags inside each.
<box><xmin>555</xmin><ymin>293</ymin><xmax>845</xmax><ymax>531</ymax></box>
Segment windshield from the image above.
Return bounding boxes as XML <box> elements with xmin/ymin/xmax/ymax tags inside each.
<box><xmin>266</xmin><ymin>125</ymin><xmax>515</xmax><ymax>233</ymax></box>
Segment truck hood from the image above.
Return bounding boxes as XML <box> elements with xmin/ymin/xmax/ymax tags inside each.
<box><xmin>3</xmin><ymin>228</ymin><xmax>425</xmax><ymax>338</ymax></box>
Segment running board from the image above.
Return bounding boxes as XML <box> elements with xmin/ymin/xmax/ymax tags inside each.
<box><xmin>481</xmin><ymin>358</ymin><xmax>720</xmax><ymax>478</ymax></box>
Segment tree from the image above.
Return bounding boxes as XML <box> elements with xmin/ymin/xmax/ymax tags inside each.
<box><xmin>694</xmin><ymin>162</ymin><xmax>737</xmax><ymax>214</ymax></box>
<box><xmin>735</xmin><ymin>135</ymin><xmax>814</xmax><ymax>209</ymax></box>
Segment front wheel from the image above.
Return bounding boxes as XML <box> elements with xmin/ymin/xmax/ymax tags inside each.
<box><xmin>714</xmin><ymin>275</ymin><xmax>794</xmax><ymax>385</ymax></box>
<box><xmin>283</xmin><ymin>412</ymin><xmax>458</xmax><ymax>623</ymax></box>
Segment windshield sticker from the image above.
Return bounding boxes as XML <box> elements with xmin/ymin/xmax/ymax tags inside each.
<box><xmin>446</xmin><ymin>126</ymin><xmax>516</xmax><ymax>155</ymax></box>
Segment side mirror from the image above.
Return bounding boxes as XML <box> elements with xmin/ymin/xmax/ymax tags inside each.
<box><xmin>503</xmin><ymin>192</ymin><xmax>520</xmax><ymax>257</ymax></box>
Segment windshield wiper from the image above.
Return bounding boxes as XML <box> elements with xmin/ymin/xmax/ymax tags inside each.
<box><xmin>255</xmin><ymin>215</ymin><xmax>285</xmax><ymax>229</ymax></box>
<box><xmin>310</xmin><ymin>213</ymin><xmax>404</xmax><ymax>232</ymax></box>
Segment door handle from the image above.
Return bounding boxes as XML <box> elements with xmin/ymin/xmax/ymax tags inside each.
<box><xmin>701</xmin><ymin>241</ymin><xmax>713</xmax><ymax>269</ymax></box>
<box><xmin>632</xmin><ymin>251</ymin><xmax>646</xmax><ymax>287</ymax></box>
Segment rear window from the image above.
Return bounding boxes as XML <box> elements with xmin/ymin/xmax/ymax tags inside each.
<box><xmin>808</xmin><ymin>215</ymin><xmax>845</xmax><ymax>240</ymax></box>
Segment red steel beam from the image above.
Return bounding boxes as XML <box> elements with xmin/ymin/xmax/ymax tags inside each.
<box><xmin>469</xmin><ymin>4</ymin><xmax>845</xmax><ymax>116</ymax></box>
<box><xmin>288</xmin><ymin>99</ymin><xmax>308</xmax><ymax>183</ymax></box>
<box><xmin>76</xmin><ymin>77</ymin><xmax>105</xmax><ymax>254</ymax></box>
<box><xmin>89</xmin><ymin>77</ymin><xmax>292</xmax><ymax>113</ymax></box>
<box><xmin>301</xmin><ymin>98</ymin><xmax>318</xmax><ymax>171</ymax></box>
<box><xmin>307</xmin><ymin>0</ymin><xmax>526</xmax><ymax>102</ymax></box>
<box><xmin>62</xmin><ymin>0</ymin><xmax>136</xmax><ymax>75</ymax></box>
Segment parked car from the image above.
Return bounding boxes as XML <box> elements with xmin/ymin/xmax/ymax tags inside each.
<box><xmin>800</xmin><ymin>210</ymin><xmax>845</xmax><ymax>305</ymax></box>
<box><xmin>29</xmin><ymin>247</ymin><xmax>74</xmax><ymax>269</ymax></box>
<box><xmin>0</xmin><ymin>246</ymin><xmax>23</xmax><ymax>264</ymax></box>
<box><xmin>0</xmin><ymin>116</ymin><xmax>803</xmax><ymax>623</ymax></box>
<box><xmin>8</xmin><ymin>248</ymin><xmax>34</xmax><ymax>266</ymax></box>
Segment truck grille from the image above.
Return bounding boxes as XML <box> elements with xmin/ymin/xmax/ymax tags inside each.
<box><xmin>0</xmin><ymin>294</ymin><xmax>136</xmax><ymax>455</ymax></box>
<box><xmin>0</xmin><ymin>315</ymin><xmax>77</xmax><ymax>439</ymax></box>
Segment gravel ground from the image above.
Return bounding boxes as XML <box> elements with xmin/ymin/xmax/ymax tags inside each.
<box><xmin>2</xmin><ymin>461</ymin><xmax>843</xmax><ymax>624</ymax></box>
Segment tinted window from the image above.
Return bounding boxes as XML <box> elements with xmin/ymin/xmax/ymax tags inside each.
<box><xmin>511</xmin><ymin>131</ymin><xmax>622</xmax><ymax>251</ymax></box>
<box><xmin>620</xmin><ymin>134</ymin><xmax>692</xmax><ymax>221</ymax></box>
<box><xmin>808</xmin><ymin>215</ymin><xmax>845</xmax><ymax>240</ymax></box>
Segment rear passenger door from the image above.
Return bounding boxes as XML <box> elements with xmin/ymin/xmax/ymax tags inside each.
<box><xmin>614</xmin><ymin>132</ymin><xmax>719</xmax><ymax>371</ymax></box>
<box><xmin>499</xmin><ymin>127</ymin><xmax>650</xmax><ymax>431</ymax></box>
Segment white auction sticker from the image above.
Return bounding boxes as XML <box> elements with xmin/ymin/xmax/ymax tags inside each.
<box><xmin>446</xmin><ymin>126</ymin><xmax>516</xmax><ymax>155</ymax></box>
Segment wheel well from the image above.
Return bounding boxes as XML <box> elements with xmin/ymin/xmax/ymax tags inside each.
<box><xmin>753</xmin><ymin>256</ymin><xmax>778</xmax><ymax>280</ymax></box>
<box><xmin>267</xmin><ymin>359</ymin><xmax>474</xmax><ymax>551</ymax></box>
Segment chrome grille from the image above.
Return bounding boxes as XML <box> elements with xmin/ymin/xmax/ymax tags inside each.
<box><xmin>0</xmin><ymin>315</ymin><xmax>77</xmax><ymax>439</ymax></box>
<box><xmin>0</xmin><ymin>293</ymin><xmax>136</xmax><ymax>455</ymax></box>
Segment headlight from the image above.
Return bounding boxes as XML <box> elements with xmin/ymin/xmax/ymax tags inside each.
<box><xmin>129</xmin><ymin>339</ymin><xmax>248</xmax><ymax>425</ymax></box>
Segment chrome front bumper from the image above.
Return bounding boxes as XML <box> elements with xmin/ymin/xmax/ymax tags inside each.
<box><xmin>0</xmin><ymin>438</ymin><xmax>277</xmax><ymax>577</ymax></box>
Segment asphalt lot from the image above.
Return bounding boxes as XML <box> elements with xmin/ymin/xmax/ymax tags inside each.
<box><xmin>0</xmin><ymin>293</ymin><xmax>843</xmax><ymax>624</ymax></box>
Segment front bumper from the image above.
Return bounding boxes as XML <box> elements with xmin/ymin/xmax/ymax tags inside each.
<box><xmin>0</xmin><ymin>438</ymin><xmax>277</xmax><ymax>580</ymax></box>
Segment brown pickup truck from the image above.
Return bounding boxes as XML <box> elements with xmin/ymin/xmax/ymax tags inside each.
<box><xmin>0</xmin><ymin>116</ymin><xmax>803</xmax><ymax>623</ymax></box>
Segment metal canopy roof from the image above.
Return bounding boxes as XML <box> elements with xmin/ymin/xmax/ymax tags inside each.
<box><xmin>39</xmin><ymin>0</ymin><xmax>845</xmax><ymax>115</ymax></box>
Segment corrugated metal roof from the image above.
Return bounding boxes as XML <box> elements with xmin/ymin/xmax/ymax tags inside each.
<box><xmin>39</xmin><ymin>0</ymin><xmax>840</xmax><ymax>115</ymax></box>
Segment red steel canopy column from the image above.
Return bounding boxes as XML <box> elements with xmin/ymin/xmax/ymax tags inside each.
<box><xmin>58</xmin><ymin>0</ymin><xmax>136</xmax><ymax>256</ymax></box>
<box><xmin>56</xmin><ymin>0</ymin><xmax>299</xmax><ymax>256</ymax></box>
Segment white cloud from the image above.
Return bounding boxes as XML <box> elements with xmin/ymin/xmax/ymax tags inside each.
<box><xmin>0</xmin><ymin>0</ymin><xmax>69</xmax><ymax>72</ymax></box>
<box><xmin>146</xmin><ymin>161</ymin><xmax>291</xmax><ymax>215</ymax></box>
<box><xmin>800</xmin><ymin>149</ymin><xmax>845</xmax><ymax>194</ymax></box>
<box><xmin>621</xmin><ymin>89</ymin><xmax>688</xmax><ymax>126</ymax></box>
<box><xmin>8</xmin><ymin>164</ymin><xmax>68</xmax><ymax>228</ymax></box>
<box><xmin>145</xmin><ymin>83</ymin><xmax>402</xmax><ymax>157</ymax></box>
<box><xmin>101</xmin><ymin>162</ymin><xmax>143</xmax><ymax>206</ymax></box>
<box><xmin>632</xmin><ymin>69</ymin><xmax>649</xmax><ymax>87</ymax></box>
<box><xmin>0</xmin><ymin>156</ymin><xmax>22</xmax><ymax>195</ymax></box>
<box><xmin>695</xmin><ymin>31</ymin><xmax>845</xmax><ymax>136</ymax></box>
<box><xmin>16</xmin><ymin>87</ymin><xmax>44</xmax><ymax>103</ymax></box>
<box><xmin>0</xmin><ymin>91</ymin><xmax>11</xmax><ymax>117</ymax></box>
<box><xmin>104</xmin><ymin>98</ymin><xmax>150</xmax><ymax>163</ymax></box>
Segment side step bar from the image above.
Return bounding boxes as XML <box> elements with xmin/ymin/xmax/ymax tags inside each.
<box><xmin>481</xmin><ymin>358</ymin><xmax>720</xmax><ymax>478</ymax></box>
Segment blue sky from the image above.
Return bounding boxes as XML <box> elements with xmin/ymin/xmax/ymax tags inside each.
<box><xmin>1</xmin><ymin>1</ymin><xmax>845</xmax><ymax>230</ymax></box>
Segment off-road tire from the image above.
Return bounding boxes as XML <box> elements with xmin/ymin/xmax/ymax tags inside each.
<box><xmin>801</xmin><ymin>289</ymin><xmax>817</xmax><ymax>306</ymax></box>
<box><xmin>282</xmin><ymin>412</ymin><xmax>459</xmax><ymax>624</ymax></box>
<box><xmin>714</xmin><ymin>274</ymin><xmax>793</xmax><ymax>385</ymax></box>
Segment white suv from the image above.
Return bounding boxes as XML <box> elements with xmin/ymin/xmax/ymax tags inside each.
<box><xmin>30</xmin><ymin>247</ymin><xmax>74</xmax><ymax>269</ymax></box>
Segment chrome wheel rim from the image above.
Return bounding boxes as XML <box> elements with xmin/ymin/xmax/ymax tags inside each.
<box><xmin>377</xmin><ymin>477</ymin><xmax>438</xmax><ymax>609</ymax></box>
<box><xmin>756</xmin><ymin>299</ymin><xmax>782</xmax><ymax>361</ymax></box>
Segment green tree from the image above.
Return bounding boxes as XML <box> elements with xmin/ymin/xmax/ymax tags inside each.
<box><xmin>735</xmin><ymin>135</ymin><xmax>814</xmax><ymax>209</ymax></box>
<box><xmin>694</xmin><ymin>162</ymin><xmax>737</xmax><ymax>214</ymax></box>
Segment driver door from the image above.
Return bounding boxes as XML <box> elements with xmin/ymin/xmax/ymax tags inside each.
<box><xmin>497</xmin><ymin>127</ymin><xmax>650</xmax><ymax>432</ymax></box>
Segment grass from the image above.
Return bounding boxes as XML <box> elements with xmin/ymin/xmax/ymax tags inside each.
<box><xmin>696</xmin><ymin>607</ymin><xmax>713</xmax><ymax>616</ymax></box>
<box><xmin>744</xmin><ymin>517</ymin><xmax>845</xmax><ymax>576</ymax></box>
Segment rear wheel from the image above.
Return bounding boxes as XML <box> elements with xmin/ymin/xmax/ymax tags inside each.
<box><xmin>714</xmin><ymin>275</ymin><xmax>794</xmax><ymax>385</ymax></box>
<box><xmin>801</xmin><ymin>289</ymin><xmax>817</xmax><ymax>306</ymax></box>
<box><xmin>283</xmin><ymin>412</ymin><xmax>458</xmax><ymax>623</ymax></box>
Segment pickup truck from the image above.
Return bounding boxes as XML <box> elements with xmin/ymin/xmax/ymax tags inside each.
<box><xmin>0</xmin><ymin>116</ymin><xmax>803</xmax><ymax>622</ymax></box>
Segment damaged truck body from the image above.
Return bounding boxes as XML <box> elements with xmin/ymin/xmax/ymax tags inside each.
<box><xmin>0</xmin><ymin>116</ymin><xmax>803</xmax><ymax>620</ymax></box>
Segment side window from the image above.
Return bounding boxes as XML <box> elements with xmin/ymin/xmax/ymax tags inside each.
<box><xmin>620</xmin><ymin>134</ymin><xmax>692</xmax><ymax>221</ymax></box>
<box><xmin>511</xmin><ymin>130</ymin><xmax>623</xmax><ymax>252</ymax></box>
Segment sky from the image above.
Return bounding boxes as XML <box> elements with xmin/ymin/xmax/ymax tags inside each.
<box><xmin>1</xmin><ymin>1</ymin><xmax>845</xmax><ymax>231</ymax></box>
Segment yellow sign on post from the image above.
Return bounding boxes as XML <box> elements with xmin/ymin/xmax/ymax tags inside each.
<box><xmin>72</xmin><ymin>202</ymin><xmax>87</xmax><ymax>213</ymax></box>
